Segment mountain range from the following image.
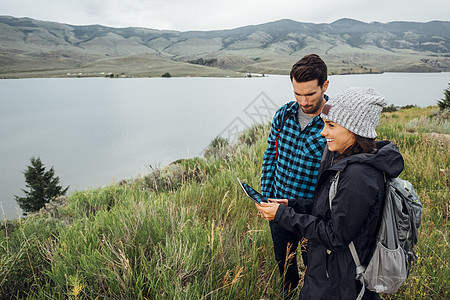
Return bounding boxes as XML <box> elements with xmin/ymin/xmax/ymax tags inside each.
<box><xmin>1</xmin><ymin>16</ymin><xmax>449</xmax><ymax>78</ymax></box>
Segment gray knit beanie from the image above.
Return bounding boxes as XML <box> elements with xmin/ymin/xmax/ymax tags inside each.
<box><xmin>320</xmin><ymin>87</ymin><xmax>387</xmax><ymax>138</ymax></box>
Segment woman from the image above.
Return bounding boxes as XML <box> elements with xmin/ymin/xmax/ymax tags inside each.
<box><xmin>256</xmin><ymin>87</ymin><xmax>404</xmax><ymax>299</ymax></box>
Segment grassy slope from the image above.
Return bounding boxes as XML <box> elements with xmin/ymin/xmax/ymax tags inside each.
<box><xmin>1</xmin><ymin>108</ymin><xmax>449</xmax><ymax>299</ymax></box>
<box><xmin>0</xmin><ymin>48</ymin><xmax>439</xmax><ymax>79</ymax></box>
<box><xmin>0</xmin><ymin>54</ymin><xmax>245</xmax><ymax>79</ymax></box>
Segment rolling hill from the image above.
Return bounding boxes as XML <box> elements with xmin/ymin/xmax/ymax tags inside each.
<box><xmin>0</xmin><ymin>16</ymin><xmax>449</xmax><ymax>78</ymax></box>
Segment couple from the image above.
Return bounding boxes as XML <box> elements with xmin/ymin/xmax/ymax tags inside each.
<box><xmin>257</xmin><ymin>54</ymin><xmax>403</xmax><ymax>299</ymax></box>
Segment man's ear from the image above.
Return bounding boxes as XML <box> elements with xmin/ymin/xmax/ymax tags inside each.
<box><xmin>322</xmin><ymin>80</ymin><xmax>330</xmax><ymax>92</ymax></box>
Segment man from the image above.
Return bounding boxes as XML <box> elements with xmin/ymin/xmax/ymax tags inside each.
<box><xmin>260</xmin><ymin>54</ymin><xmax>329</xmax><ymax>293</ymax></box>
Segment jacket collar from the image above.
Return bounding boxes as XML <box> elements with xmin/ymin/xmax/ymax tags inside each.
<box><xmin>324</xmin><ymin>140</ymin><xmax>404</xmax><ymax>178</ymax></box>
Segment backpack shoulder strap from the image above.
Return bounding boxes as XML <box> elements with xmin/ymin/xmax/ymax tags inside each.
<box><xmin>275</xmin><ymin>101</ymin><xmax>295</xmax><ymax>160</ymax></box>
<box><xmin>326</xmin><ymin>170</ymin><xmax>340</xmax><ymax>255</ymax></box>
<box><xmin>279</xmin><ymin>101</ymin><xmax>295</xmax><ymax>129</ymax></box>
<box><xmin>328</xmin><ymin>170</ymin><xmax>366</xmax><ymax>300</ymax></box>
<box><xmin>328</xmin><ymin>170</ymin><xmax>340</xmax><ymax>209</ymax></box>
<box><xmin>349</xmin><ymin>242</ymin><xmax>366</xmax><ymax>300</ymax></box>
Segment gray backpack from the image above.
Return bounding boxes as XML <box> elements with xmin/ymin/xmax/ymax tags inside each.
<box><xmin>329</xmin><ymin>171</ymin><xmax>423</xmax><ymax>299</ymax></box>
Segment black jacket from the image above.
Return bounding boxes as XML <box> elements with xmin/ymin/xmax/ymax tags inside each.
<box><xmin>273</xmin><ymin>141</ymin><xmax>404</xmax><ymax>299</ymax></box>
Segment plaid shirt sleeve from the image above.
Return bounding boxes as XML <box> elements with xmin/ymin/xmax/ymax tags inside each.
<box><xmin>260</xmin><ymin>105</ymin><xmax>284</xmax><ymax>198</ymax></box>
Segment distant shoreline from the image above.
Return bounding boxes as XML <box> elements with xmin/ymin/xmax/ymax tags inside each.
<box><xmin>5</xmin><ymin>69</ymin><xmax>450</xmax><ymax>80</ymax></box>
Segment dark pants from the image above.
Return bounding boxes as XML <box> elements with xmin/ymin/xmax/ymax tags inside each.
<box><xmin>270</xmin><ymin>220</ymin><xmax>307</xmax><ymax>293</ymax></box>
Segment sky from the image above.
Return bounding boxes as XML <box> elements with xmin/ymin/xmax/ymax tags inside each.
<box><xmin>1</xmin><ymin>0</ymin><xmax>449</xmax><ymax>31</ymax></box>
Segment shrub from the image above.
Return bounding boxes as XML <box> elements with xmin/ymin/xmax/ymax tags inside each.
<box><xmin>203</xmin><ymin>136</ymin><xmax>234</xmax><ymax>159</ymax></box>
<box><xmin>405</xmin><ymin>118</ymin><xmax>419</xmax><ymax>133</ymax></box>
<box><xmin>401</xmin><ymin>104</ymin><xmax>418</xmax><ymax>110</ymax></box>
<box><xmin>383</xmin><ymin>104</ymin><xmax>417</xmax><ymax>113</ymax></box>
<box><xmin>143</xmin><ymin>163</ymin><xmax>185</xmax><ymax>192</ymax></box>
<box><xmin>142</xmin><ymin>160</ymin><xmax>208</xmax><ymax>193</ymax></box>
<box><xmin>405</xmin><ymin>113</ymin><xmax>450</xmax><ymax>134</ymax></box>
<box><xmin>238</xmin><ymin>124</ymin><xmax>268</xmax><ymax>146</ymax></box>
<box><xmin>383</xmin><ymin>104</ymin><xmax>398</xmax><ymax>112</ymax></box>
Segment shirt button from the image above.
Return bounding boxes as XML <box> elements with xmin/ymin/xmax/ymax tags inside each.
<box><xmin>288</xmin><ymin>168</ymin><xmax>292</xmax><ymax>172</ymax></box>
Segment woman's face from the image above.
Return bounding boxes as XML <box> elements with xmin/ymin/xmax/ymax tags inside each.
<box><xmin>321</xmin><ymin>119</ymin><xmax>356</xmax><ymax>154</ymax></box>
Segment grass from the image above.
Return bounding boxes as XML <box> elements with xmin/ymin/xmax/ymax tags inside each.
<box><xmin>377</xmin><ymin>107</ymin><xmax>449</xmax><ymax>299</ymax></box>
<box><xmin>1</xmin><ymin>109</ymin><xmax>449</xmax><ymax>299</ymax></box>
<box><xmin>404</xmin><ymin>109</ymin><xmax>450</xmax><ymax>134</ymax></box>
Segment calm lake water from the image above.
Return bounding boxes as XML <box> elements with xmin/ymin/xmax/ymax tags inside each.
<box><xmin>1</xmin><ymin>72</ymin><xmax>449</xmax><ymax>219</ymax></box>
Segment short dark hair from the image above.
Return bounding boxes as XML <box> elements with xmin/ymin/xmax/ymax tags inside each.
<box><xmin>290</xmin><ymin>54</ymin><xmax>328</xmax><ymax>86</ymax></box>
<box><xmin>339</xmin><ymin>135</ymin><xmax>376</xmax><ymax>160</ymax></box>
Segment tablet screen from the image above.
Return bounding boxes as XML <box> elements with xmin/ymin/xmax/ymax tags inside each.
<box><xmin>237</xmin><ymin>178</ymin><xmax>267</xmax><ymax>204</ymax></box>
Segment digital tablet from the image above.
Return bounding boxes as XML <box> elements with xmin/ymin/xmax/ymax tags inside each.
<box><xmin>237</xmin><ymin>178</ymin><xmax>268</xmax><ymax>204</ymax></box>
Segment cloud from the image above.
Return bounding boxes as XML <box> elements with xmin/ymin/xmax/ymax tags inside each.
<box><xmin>0</xmin><ymin>0</ymin><xmax>449</xmax><ymax>31</ymax></box>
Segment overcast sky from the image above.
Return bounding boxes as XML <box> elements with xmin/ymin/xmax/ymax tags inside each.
<box><xmin>1</xmin><ymin>0</ymin><xmax>449</xmax><ymax>31</ymax></box>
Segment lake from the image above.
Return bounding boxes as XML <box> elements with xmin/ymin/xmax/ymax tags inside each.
<box><xmin>1</xmin><ymin>72</ymin><xmax>449</xmax><ymax>219</ymax></box>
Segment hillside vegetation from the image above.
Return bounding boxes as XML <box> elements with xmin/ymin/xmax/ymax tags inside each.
<box><xmin>1</xmin><ymin>107</ymin><xmax>449</xmax><ymax>299</ymax></box>
<box><xmin>1</xmin><ymin>16</ymin><xmax>449</xmax><ymax>78</ymax></box>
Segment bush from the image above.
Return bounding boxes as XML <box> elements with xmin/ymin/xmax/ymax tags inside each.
<box><xmin>405</xmin><ymin>114</ymin><xmax>450</xmax><ymax>134</ymax></box>
<box><xmin>203</xmin><ymin>136</ymin><xmax>234</xmax><ymax>159</ymax></box>
<box><xmin>143</xmin><ymin>163</ymin><xmax>184</xmax><ymax>192</ymax></box>
<box><xmin>238</xmin><ymin>124</ymin><xmax>268</xmax><ymax>146</ymax></box>
<box><xmin>382</xmin><ymin>104</ymin><xmax>418</xmax><ymax>113</ymax></box>
<box><xmin>383</xmin><ymin>104</ymin><xmax>398</xmax><ymax>112</ymax></box>
<box><xmin>161</xmin><ymin>72</ymin><xmax>172</xmax><ymax>78</ymax></box>
<box><xmin>401</xmin><ymin>104</ymin><xmax>418</xmax><ymax>110</ymax></box>
<box><xmin>405</xmin><ymin>118</ymin><xmax>419</xmax><ymax>133</ymax></box>
<box><xmin>142</xmin><ymin>160</ymin><xmax>208</xmax><ymax>193</ymax></box>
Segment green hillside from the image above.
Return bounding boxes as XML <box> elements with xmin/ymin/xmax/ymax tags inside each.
<box><xmin>1</xmin><ymin>106</ymin><xmax>449</xmax><ymax>299</ymax></box>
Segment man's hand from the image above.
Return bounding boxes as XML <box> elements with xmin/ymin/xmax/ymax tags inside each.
<box><xmin>255</xmin><ymin>202</ymin><xmax>280</xmax><ymax>221</ymax></box>
<box><xmin>268</xmin><ymin>198</ymin><xmax>288</xmax><ymax>206</ymax></box>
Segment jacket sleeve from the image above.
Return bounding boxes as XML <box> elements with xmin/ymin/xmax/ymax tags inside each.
<box><xmin>288</xmin><ymin>198</ymin><xmax>314</xmax><ymax>214</ymax></box>
<box><xmin>260</xmin><ymin>106</ymin><xmax>283</xmax><ymax>198</ymax></box>
<box><xmin>274</xmin><ymin>165</ymin><xmax>382</xmax><ymax>251</ymax></box>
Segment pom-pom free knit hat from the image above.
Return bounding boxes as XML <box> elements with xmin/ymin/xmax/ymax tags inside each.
<box><xmin>320</xmin><ymin>87</ymin><xmax>387</xmax><ymax>138</ymax></box>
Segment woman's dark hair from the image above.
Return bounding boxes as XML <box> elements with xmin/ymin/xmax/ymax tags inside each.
<box><xmin>290</xmin><ymin>54</ymin><xmax>328</xmax><ymax>87</ymax></box>
<box><xmin>339</xmin><ymin>134</ymin><xmax>377</xmax><ymax>159</ymax></box>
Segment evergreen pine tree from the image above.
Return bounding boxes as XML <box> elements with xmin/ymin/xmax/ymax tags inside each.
<box><xmin>437</xmin><ymin>83</ymin><xmax>450</xmax><ymax>110</ymax></box>
<box><xmin>15</xmin><ymin>157</ymin><xmax>69</xmax><ymax>215</ymax></box>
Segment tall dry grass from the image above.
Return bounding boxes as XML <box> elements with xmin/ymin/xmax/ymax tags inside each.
<box><xmin>1</xmin><ymin>109</ymin><xmax>449</xmax><ymax>299</ymax></box>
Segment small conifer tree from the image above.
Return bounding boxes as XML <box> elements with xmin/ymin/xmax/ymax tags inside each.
<box><xmin>437</xmin><ymin>83</ymin><xmax>450</xmax><ymax>110</ymax></box>
<box><xmin>15</xmin><ymin>157</ymin><xmax>69</xmax><ymax>215</ymax></box>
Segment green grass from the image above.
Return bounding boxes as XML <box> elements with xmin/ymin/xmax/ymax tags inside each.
<box><xmin>1</xmin><ymin>109</ymin><xmax>449</xmax><ymax>299</ymax></box>
<box><xmin>377</xmin><ymin>107</ymin><xmax>449</xmax><ymax>299</ymax></box>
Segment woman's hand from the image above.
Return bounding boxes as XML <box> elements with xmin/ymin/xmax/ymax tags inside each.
<box><xmin>255</xmin><ymin>202</ymin><xmax>280</xmax><ymax>221</ymax></box>
<box><xmin>268</xmin><ymin>198</ymin><xmax>288</xmax><ymax>206</ymax></box>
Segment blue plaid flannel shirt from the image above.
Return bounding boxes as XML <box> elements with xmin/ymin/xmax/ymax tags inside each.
<box><xmin>261</xmin><ymin>98</ymin><xmax>327</xmax><ymax>199</ymax></box>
